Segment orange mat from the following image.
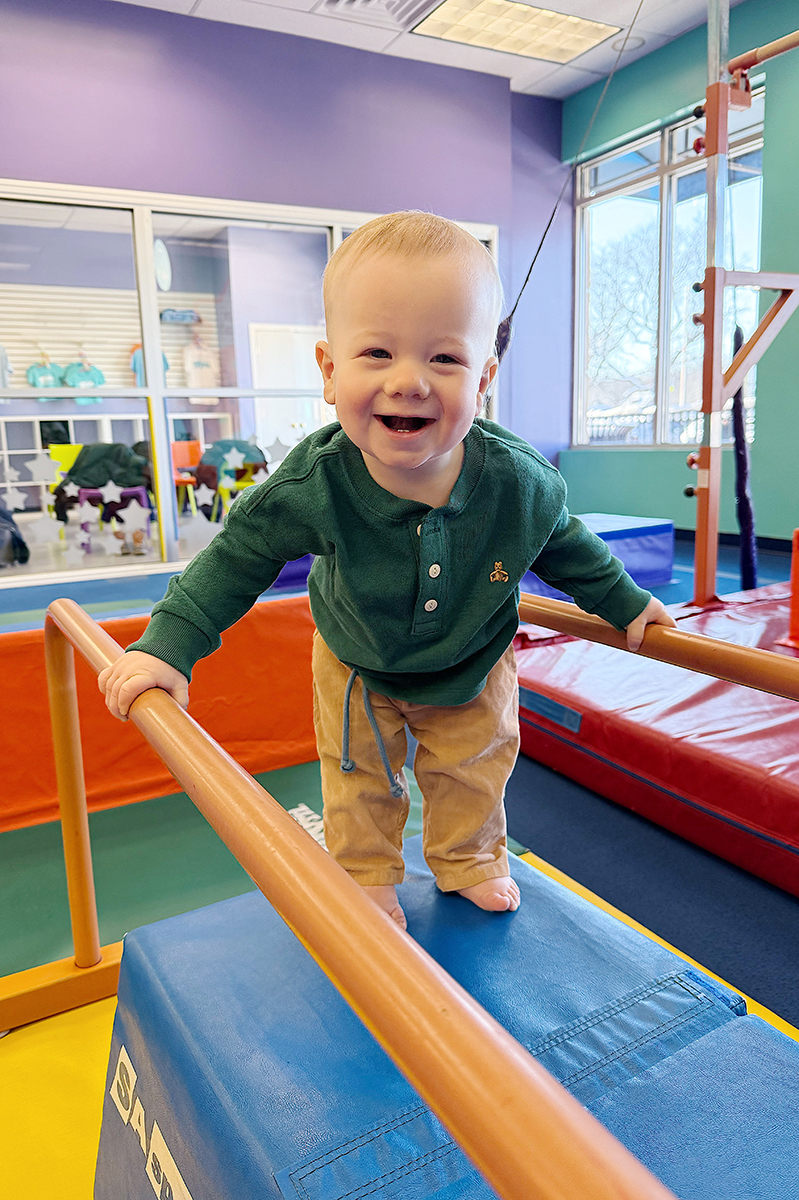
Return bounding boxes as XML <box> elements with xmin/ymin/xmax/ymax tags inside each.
<box><xmin>2</xmin><ymin>595</ymin><xmax>317</xmax><ymax>832</ymax></box>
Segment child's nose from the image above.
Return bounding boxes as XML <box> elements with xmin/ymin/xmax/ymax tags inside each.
<box><xmin>385</xmin><ymin>360</ymin><xmax>430</xmax><ymax>399</ymax></box>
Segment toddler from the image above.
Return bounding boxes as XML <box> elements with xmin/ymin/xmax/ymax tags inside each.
<box><xmin>99</xmin><ymin>211</ymin><xmax>674</xmax><ymax>930</ymax></box>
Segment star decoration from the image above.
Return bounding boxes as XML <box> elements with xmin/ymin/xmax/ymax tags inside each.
<box><xmin>3</xmin><ymin>487</ymin><xmax>27</xmax><ymax>511</ymax></box>
<box><xmin>250</xmin><ymin>468</ymin><xmax>269</xmax><ymax>486</ymax></box>
<box><xmin>5</xmin><ymin>465</ymin><xmax>20</xmax><ymax>482</ymax></box>
<box><xmin>100</xmin><ymin>481</ymin><xmax>123</xmax><ymax>504</ymax></box>
<box><xmin>27</xmin><ymin>515</ymin><xmax>63</xmax><ymax>544</ymax></box>
<box><xmin>22</xmin><ymin>452</ymin><xmax>62</xmax><ymax>483</ymax></box>
<box><xmin>266</xmin><ymin>438</ymin><xmax>292</xmax><ymax>463</ymax></box>
<box><xmin>194</xmin><ymin>483</ymin><xmax>216</xmax><ymax>506</ymax></box>
<box><xmin>63</xmin><ymin>546</ymin><xmax>86</xmax><ymax>567</ymax></box>
<box><xmin>62</xmin><ymin>481</ymin><xmax>80</xmax><ymax>498</ymax></box>
<box><xmin>223</xmin><ymin>447</ymin><xmax>246</xmax><ymax>471</ymax></box>
<box><xmin>122</xmin><ymin>500</ymin><xmax>150</xmax><ymax>531</ymax></box>
<box><xmin>179</xmin><ymin>514</ymin><xmax>219</xmax><ymax>551</ymax></box>
<box><xmin>78</xmin><ymin>501</ymin><xmax>101</xmax><ymax>525</ymax></box>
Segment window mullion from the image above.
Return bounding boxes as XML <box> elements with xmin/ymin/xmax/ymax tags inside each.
<box><xmin>656</xmin><ymin>164</ymin><xmax>674</xmax><ymax>445</ymax></box>
<box><xmin>572</xmin><ymin>195</ymin><xmax>589</xmax><ymax>444</ymax></box>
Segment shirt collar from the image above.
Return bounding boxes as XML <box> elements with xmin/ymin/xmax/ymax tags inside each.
<box><xmin>338</xmin><ymin>423</ymin><xmax>485</xmax><ymax>520</ymax></box>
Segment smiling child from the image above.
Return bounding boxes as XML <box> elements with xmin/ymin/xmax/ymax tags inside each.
<box><xmin>99</xmin><ymin>211</ymin><xmax>674</xmax><ymax>930</ymax></box>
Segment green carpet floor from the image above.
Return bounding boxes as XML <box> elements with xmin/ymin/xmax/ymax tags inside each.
<box><xmin>0</xmin><ymin>760</ymin><xmax>527</xmax><ymax>978</ymax></box>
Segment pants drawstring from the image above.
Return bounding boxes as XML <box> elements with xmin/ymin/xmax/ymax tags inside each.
<box><xmin>341</xmin><ymin>669</ymin><xmax>404</xmax><ymax>799</ymax></box>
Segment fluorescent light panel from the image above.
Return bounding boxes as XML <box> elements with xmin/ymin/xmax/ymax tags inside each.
<box><xmin>414</xmin><ymin>1</ymin><xmax>619</xmax><ymax>62</ymax></box>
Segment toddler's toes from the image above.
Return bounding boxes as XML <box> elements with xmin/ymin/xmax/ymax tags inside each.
<box><xmin>362</xmin><ymin>884</ymin><xmax>408</xmax><ymax>931</ymax></box>
<box><xmin>457</xmin><ymin>876</ymin><xmax>521</xmax><ymax>913</ymax></box>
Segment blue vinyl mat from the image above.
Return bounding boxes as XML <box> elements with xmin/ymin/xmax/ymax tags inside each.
<box><xmin>94</xmin><ymin>837</ymin><xmax>799</xmax><ymax>1200</ymax></box>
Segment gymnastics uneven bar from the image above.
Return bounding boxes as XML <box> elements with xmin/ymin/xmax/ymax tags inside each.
<box><xmin>4</xmin><ymin>598</ymin><xmax>799</xmax><ymax>1199</ymax></box>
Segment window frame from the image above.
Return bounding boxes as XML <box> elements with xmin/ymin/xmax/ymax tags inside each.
<box><xmin>0</xmin><ymin>177</ymin><xmax>497</xmax><ymax>577</ymax></box>
<box><xmin>572</xmin><ymin>94</ymin><xmax>764</xmax><ymax>448</ymax></box>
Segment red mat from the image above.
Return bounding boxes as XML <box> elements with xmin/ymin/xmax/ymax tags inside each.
<box><xmin>1</xmin><ymin>595</ymin><xmax>317</xmax><ymax>833</ymax></box>
<box><xmin>515</xmin><ymin>584</ymin><xmax>799</xmax><ymax>897</ymax></box>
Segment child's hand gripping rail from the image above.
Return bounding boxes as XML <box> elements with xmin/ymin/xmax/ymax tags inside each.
<box><xmin>518</xmin><ymin>592</ymin><xmax>799</xmax><ymax>704</ymax></box>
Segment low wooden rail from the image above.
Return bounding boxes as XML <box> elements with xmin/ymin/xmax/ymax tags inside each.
<box><xmin>518</xmin><ymin>593</ymin><xmax>799</xmax><ymax>703</ymax></box>
<box><xmin>0</xmin><ymin>596</ymin><xmax>678</xmax><ymax>1200</ymax></box>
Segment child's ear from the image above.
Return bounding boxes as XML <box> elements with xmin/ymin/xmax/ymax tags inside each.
<box><xmin>316</xmin><ymin>341</ymin><xmax>336</xmax><ymax>406</ymax></box>
<box><xmin>477</xmin><ymin>356</ymin><xmax>499</xmax><ymax>413</ymax></box>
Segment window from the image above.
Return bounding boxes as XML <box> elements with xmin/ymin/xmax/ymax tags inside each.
<box><xmin>0</xmin><ymin>181</ymin><xmax>497</xmax><ymax>577</ymax></box>
<box><xmin>574</xmin><ymin>91</ymin><xmax>764</xmax><ymax>446</ymax></box>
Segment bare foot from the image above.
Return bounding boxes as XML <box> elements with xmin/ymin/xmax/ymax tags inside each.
<box><xmin>362</xmin><ymin>884</ymin><xmax>407</xmax><ymax>930</ymax></box>
<box><xmin>457</xmin><ymin>876</ymin><xmax>520</xmax><ymax>913</ymax></box>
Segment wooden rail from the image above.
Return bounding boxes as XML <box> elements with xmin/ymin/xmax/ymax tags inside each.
<box><xmin>728</xmin><ymin>26</ymin><xmax>799</xmax><ymax>73</ymax></box>
<box><xmin>518</xmin><ymin>593</ymin><xmax>799</xmax><ymax>703</ymax></box>
<box><xmin>3</xmin><ymin>596</ymin><xmax>678</xmax><ymax>1200</ymax></box>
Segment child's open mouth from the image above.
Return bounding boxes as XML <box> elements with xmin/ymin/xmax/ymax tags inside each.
<box><xmin>378</xmin><ymin>416</ymin><xmax>434</xmax><ymax>432</ymax></box>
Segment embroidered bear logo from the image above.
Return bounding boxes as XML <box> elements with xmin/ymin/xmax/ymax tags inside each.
<box><xmin>490</xmin><ymin>562</ymin><xmax>509</xmax><ymax>583</ymax></box>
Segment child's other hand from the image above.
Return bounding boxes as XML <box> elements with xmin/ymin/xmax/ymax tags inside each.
<box><xmin>98</xmin><ymin>651</ymin><xmax>189</xmax><ymax>721</ymax></box>
<box><xmin>625</xmin><ymin>597</ymin><xmax>677</xmax><ymax>652</ymax></box>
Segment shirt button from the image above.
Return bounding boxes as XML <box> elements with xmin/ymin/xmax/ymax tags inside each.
<box><xmin>424</xmin><ymin>599</ymin><xmax>438</xmax><ymax>612</ymax></box>
<box><xmin>416</xmin><ymin>524</ymin><xmax>422</xmax><ymax>535</ymax></box>
<box><xmin>428</xmin><ymin>563</ymin><xmax>441</xmax><ymax>578</ymax></box>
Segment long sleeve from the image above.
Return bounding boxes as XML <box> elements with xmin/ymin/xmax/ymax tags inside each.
<box><xmin>127</xmin><ymin>506</ymin><xmax>289</xmax><ymax>679</ymax></box>
<box><xmin>531</xmin><ymin>507</ymin><xmax>651</xmax><ymax>631</ymax></box>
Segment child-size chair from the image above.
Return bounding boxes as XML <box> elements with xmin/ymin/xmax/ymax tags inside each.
<box><xmin>171</xmin><ymin>440</ymin><xmax>202</xmax><ymax>517</ymax></box>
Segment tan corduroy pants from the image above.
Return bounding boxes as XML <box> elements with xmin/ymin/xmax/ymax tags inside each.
<box><xmin>312</xmin><ymin>632</ymin><xmax>520</xmax><ymax>891</ymax></box>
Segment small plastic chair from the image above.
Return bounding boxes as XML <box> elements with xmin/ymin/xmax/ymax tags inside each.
<box><xmin>172</xmin><ymin>440</ymin><xmax>201</xmax><ymax>517</ymax></box>
<box><xmin>47</xmin><ymin>444</ymin><xmax>84</xmax><ymax>530</ymax></box>
<box><xmin>212</xmin><ymin>462</ymin><xmax>261</xmax><ymax>520</ymax></box>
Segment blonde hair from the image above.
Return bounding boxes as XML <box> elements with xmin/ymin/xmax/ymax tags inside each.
<box><xmin>323</xmin><ymin>211</ymin><xmax>503</xmax><ymax>352</ymax></box>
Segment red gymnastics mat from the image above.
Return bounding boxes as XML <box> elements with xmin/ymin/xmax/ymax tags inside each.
<box><xmin>515</xmin><ymin>584</ymin><xmax>799</xmax><ymax>898</ymax></box>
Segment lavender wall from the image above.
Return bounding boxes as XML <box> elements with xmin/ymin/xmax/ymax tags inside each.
<box><xmin>0</xmin><ymin>0</ymin><xmax>572</xmax><ymax>459</ymax></box>
<box><xmin>503</xmin><ymin>94</ymin><xmax>572</xmax><ymax>463</ymax></box>
<box><xmin>226</xmin><ymin>227</ymin><xmax>328</xmax><ymax>390</ymax></box>
<box><xmin>0</xmin><ymin>0</ymin><xmax>510</xmax><ymax>222</ymax></box>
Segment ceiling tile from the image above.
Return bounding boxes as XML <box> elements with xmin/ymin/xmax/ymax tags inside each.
<box><xmin>193</xmin><ymin>0</ymin><xmax>398</xmax><ymax>47</ymax></box>
<box><xmin>107</xmin><ymin>0</ymin><xmax>199</xmax><ymax>13</ymax></box>
<box><xmin>570</xmin><ymin>28</ymin><xmax>671</xmax><ymax>74</ymax></box>
<box><xmin>525</xmin><ymin>60</ymin><xmax>604</xmax><ymax>99</ymax></box>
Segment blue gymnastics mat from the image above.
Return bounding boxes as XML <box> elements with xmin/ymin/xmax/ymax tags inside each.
<box><xmin>94</xmin><ymin>838</ymin><xmax>799</xmax><ymax>1199</ymax></box>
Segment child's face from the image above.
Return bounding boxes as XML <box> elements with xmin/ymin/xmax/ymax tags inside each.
<box><xmin>316</xmin><ymin>251</ymin><xmax>498</xmax><ymax>496</ymax></box>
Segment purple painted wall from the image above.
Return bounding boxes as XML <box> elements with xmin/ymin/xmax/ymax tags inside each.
<box><xmin>0</xmin><ymin>0</ymin><xmax>572</xmax><ymax>458</ymax></box>
<box><xmin>503</xmin><ymin>94</ymin><xmax>572</xmax><ymax>463</ymax></box>
<box><xmin>0</xmin><ymin>0</ymin><xmax>510</xmax><ymax>223</ymax></box>
<box><xmin>226</xmin><ymin>226</ymin><xmax>328</xmax><ymax>390</ymax></box>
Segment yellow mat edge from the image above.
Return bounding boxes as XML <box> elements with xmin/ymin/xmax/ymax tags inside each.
<box><xmin>520</xmin><ymin>850</ymin><xmax>799</xmax><ymax>1043</ymax></box>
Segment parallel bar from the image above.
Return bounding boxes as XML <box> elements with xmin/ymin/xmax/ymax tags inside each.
<box><xmin>0</xmin><ymin>944</ymin><xmax>122</xmax><ymax>1032</ymax></box>
<box><xmin>729</xmin><ymin>27</ymin><xmax>799</xmax><ymax>73</ymax></box>
<box><xmin>518</xmin><ymin>593</ymin><xmax>799</xmax><ymax>703</ymax></box>
<box><xmin>41</xmin><ymin>598</ymin><xmax>675</xmax><ymax>1200</ymax></box>
<box><xmin>43</xmin><ymin>621</ymin><xmax>102</xmax><ymax>969</ymax></box>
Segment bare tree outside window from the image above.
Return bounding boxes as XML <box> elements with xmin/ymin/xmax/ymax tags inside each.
<box><xmin>576</xmin><ymin>100</ymin><xmax>763</xmax><ymax>447</ymax></box>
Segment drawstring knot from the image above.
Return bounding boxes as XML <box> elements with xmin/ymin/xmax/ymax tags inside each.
<box><xmin>341</xmin><ymin>668</ymin><xmax>404</xmax><ymax>799</ymax></box>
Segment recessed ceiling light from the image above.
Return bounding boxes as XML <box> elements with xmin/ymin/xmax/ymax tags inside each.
<box><xmin>414</xmin><ymin>1</ymin><xmax>619</xmax><ymax>62</ymax></box>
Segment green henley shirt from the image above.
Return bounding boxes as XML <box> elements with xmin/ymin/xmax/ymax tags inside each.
<box><xmin>130</xmin><ymin>420</ymin><xmax>651</xmax><ymax>705</ymax></box>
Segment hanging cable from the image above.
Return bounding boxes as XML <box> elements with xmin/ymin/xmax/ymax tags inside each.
<box><xmin>496</xmin><ymin>0</ymin><xmax>649</xmax><ymax>362</ymax></box>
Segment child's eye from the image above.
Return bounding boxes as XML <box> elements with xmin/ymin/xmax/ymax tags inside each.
<box><xmin>432</xmin><ymin>353</ymin><xmax>458</xmax><ymax>364</ymax></box>
<box><xmin>366</xmin><ymin>348</ymin><xmax>390</xmax><ymax>359</ymax></box>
